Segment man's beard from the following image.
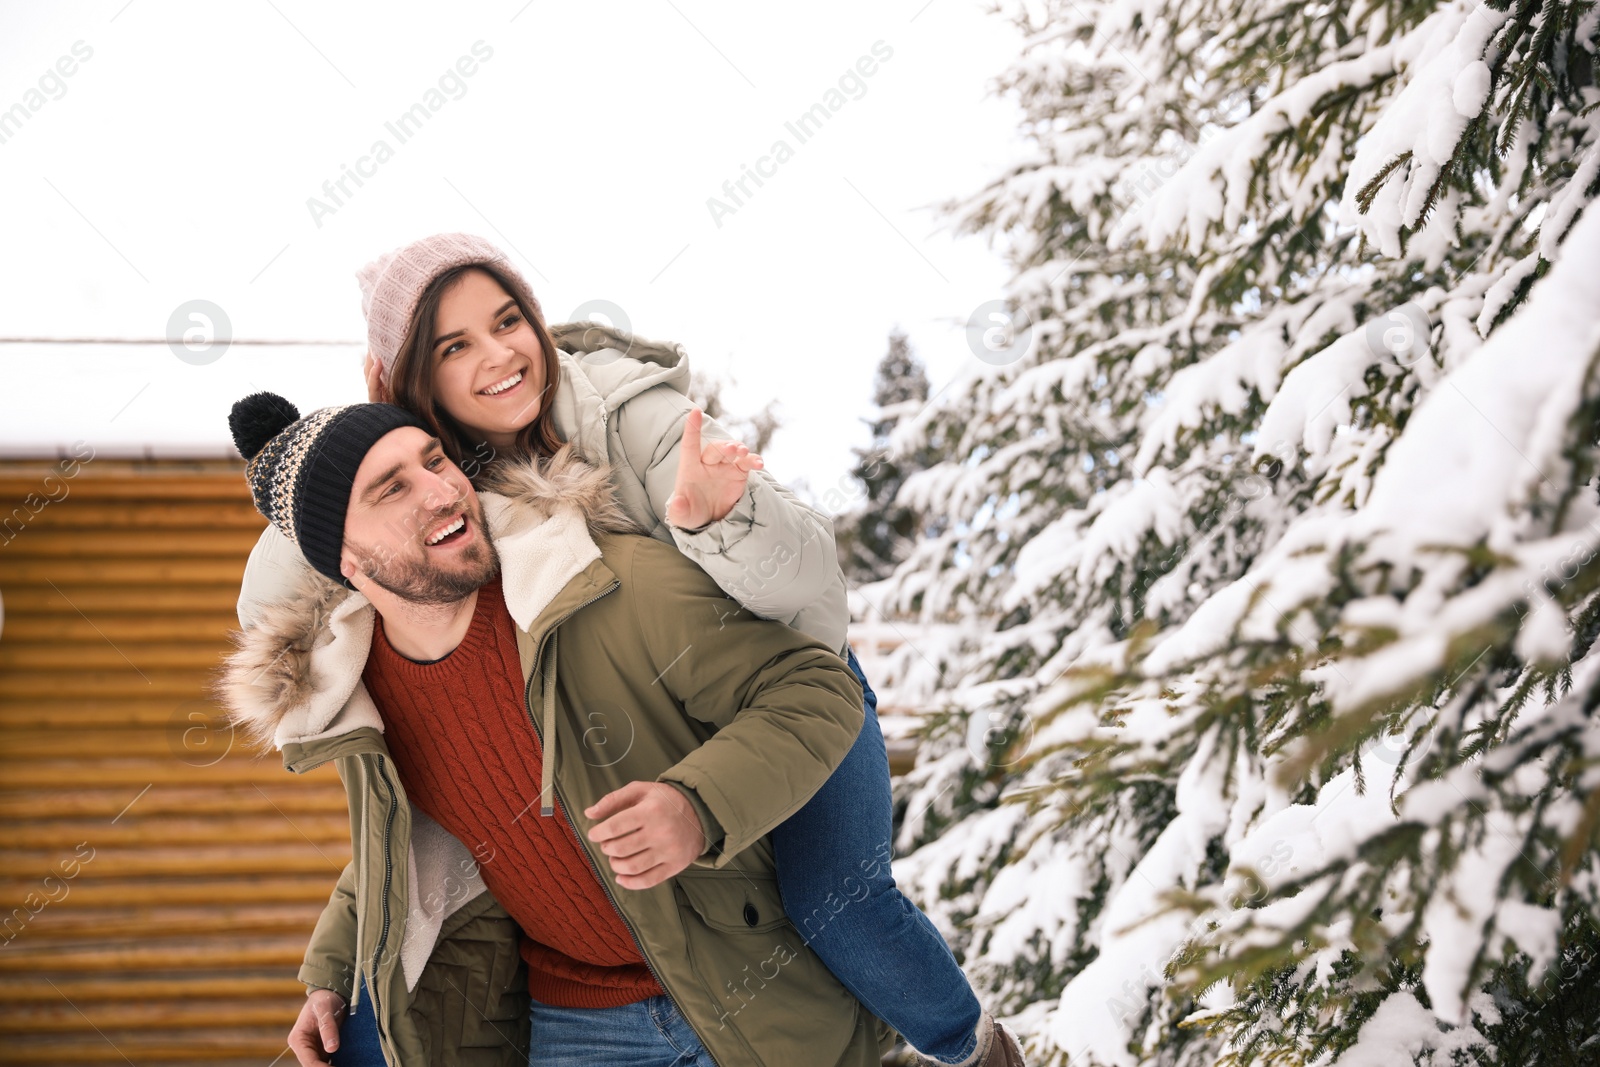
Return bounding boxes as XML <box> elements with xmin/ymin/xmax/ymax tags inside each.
<box><xmin>351</xmin><ymin>505</ymin><xmax>500</xmax><ymax>606</ymax></box>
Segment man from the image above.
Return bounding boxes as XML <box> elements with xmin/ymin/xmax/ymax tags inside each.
<box><xmin>217</xmin><ymin>392</ymin><xmax>897</xmax><ymax>1066</ymax></box>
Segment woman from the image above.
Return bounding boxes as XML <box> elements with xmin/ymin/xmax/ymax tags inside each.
<box><xmin>237</xmin><ymin>233</ymin><xmax>1020</xmax><ymax>1067</ymax></box>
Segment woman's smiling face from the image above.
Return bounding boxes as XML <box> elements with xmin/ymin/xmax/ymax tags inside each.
<box><xmin>429</xmin><ymin>268</ymin><xmax>548</xmax><ymax>449</ymax></box>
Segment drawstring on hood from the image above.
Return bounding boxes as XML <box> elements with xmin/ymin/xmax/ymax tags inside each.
<box><xmin>540</xmin><ymin>632</ymin><xmax>559</xmax><ymax>817</ymax></box>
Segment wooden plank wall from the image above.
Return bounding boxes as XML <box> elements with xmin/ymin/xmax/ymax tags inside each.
<box><xmin>0</xmin><ymin>458</ymin><xmax>348</xmax><ymax>1066</ymax></box>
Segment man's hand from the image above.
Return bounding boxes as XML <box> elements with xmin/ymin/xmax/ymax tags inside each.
<box><xmin>585</xmin><ymin>781</ymin><xmax>706</xmax><ymax>890</ymax></box>
<box><xmin>363</xmin><ymin>350</ymin><xmax>391</xmax><ymax>404</ymax></box>
<box><xmin>665</xmin><ymin>408</ymin><xmax>763</xmax><ymax>532</ymax></box>
<box><xmin>288</xmin><ymin>988</ymin><xmax>347</xmax><ymax>1066</ymax></box>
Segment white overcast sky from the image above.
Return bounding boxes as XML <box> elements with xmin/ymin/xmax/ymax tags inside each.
<box><xmin>0</xmin><ymin>0</ymin><xmax>1024</xmax><ymax>503</ymax></box>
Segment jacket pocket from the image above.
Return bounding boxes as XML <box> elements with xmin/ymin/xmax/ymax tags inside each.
<box><xmin>408</xmin><ymin>905</ymin><xmax>530</xmax><ymax>1066</ymax></box>
<box><xmin>673</xmin><ymin>868</ymin><xmax>858</xmax><ymax>1066</ymax></box>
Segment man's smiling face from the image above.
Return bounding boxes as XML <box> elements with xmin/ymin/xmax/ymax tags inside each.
<box><xmin>340</xmin><ymin>425</ymin><xmax>497</xmax><ymax>604</ymax></box>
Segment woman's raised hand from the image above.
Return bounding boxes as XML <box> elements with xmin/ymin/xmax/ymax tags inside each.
<box><xmin>665</xmin><ymin>408</ymin><xmax>763</xmax><ymax>531</ymax></box>
<box><xmin>363</xmin><ymin>351</ymin><xmax>391</xmax><ymax>404</ymax></box>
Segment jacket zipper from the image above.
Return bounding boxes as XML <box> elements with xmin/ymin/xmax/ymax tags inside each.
<box><xmin>367</xmin><ymin>754</ymin><xmax>400</xmax><ymax>1048</ymax></box>
<box><xmin>522</xmin><ymin>579</ymin><xmax>727</xmax><ymax>1067</ymax></box>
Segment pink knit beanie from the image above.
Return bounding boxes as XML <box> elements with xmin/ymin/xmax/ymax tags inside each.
<box><xmin>354</xmin><ymin>233</ymin><xmax>543</xmax><ymax>380</ymax></box>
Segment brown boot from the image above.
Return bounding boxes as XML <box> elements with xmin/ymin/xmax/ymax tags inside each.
<box><xmin>981</xmin><ymin>1019</ymin><xmax>1025</xmax><ymax>1067</ymax></box>
<box><xmin>909</xmin><ymin>1010</ymin><xmax>1027</xmax><ymax>1067</ymax></box>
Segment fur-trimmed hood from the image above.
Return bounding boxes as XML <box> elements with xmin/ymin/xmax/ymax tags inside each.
<box><xmin>215</xmin><ymin>445</ymin><xmax>642</xmax><ymax>751</ymax></box>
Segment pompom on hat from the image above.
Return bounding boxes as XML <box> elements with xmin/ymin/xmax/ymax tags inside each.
<box><xmin>354</xmin><ymin>233</ymin><xmax>542</xmax><ymax>383</ymax></box>
<box><xmin>228</xmin><ymin>391</ymin><xmax>429</xmax><ymax>588</ymax></box>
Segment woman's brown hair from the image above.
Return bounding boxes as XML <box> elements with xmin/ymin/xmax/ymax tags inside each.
<box><xmin>388</xmin><ymin>261</ymin><xmax>565</xmax><ymax>480</ymax></box>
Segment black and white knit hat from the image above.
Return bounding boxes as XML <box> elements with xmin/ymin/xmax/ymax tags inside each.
<box><xmin>228</xmin><ymin>392</ymin><xmax>429</xmax><ymax>588</ymax></box>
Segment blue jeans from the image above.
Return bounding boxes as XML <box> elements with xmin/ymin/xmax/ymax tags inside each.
<box><xmin>331</xmin><ymin>982</ymin><xmax>715</xmax><ymax>1066</ymax></box>
<box><xmin>526</xmin><ymin>993</ymin><xmax>714</xmax><ymax>1065</ymax></box>
<box><xmin>330</xmin><ymin>974</ymin><xmax>386</xmax><ymax>1067</ymax></box>
<box><xmin>766</xmin><ymin>646</ymin><xmax>982</xmax><ymax>1063</ymax></box>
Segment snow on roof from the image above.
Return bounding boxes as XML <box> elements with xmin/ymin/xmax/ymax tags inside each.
<box><xmin>1</xmin><ymin>339</ymin><xmax>367</xmax><ymax>459</ymax></box>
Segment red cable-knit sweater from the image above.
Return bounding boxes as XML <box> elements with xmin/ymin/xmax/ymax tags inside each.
<box><xmin>361</xmin><ymin>575</ymin><xmax>664</xmax><ymax>1008</ymax></box>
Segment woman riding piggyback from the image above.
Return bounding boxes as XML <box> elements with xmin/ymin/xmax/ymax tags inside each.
<box><xmin>236</xmin><ymin>233</ymin><xmax>1024</xmax><ymax>1067</ymax></box>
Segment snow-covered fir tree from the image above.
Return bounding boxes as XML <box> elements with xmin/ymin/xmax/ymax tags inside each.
<box><xmin>873</xmin><ymin>1</ymin><xmax>1600</xmax><ymax>1063</ymax></box>
<box><xmin>837</xmin><ymin>329</ymin><xmax>939</xmax><ymax>585</ymax></box>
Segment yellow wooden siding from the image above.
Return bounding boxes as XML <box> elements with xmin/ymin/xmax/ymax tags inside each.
<box><xmin>0</xmin><ymin>459</ymin><xmax>347</xmax><ymax>1067</ymax></box>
